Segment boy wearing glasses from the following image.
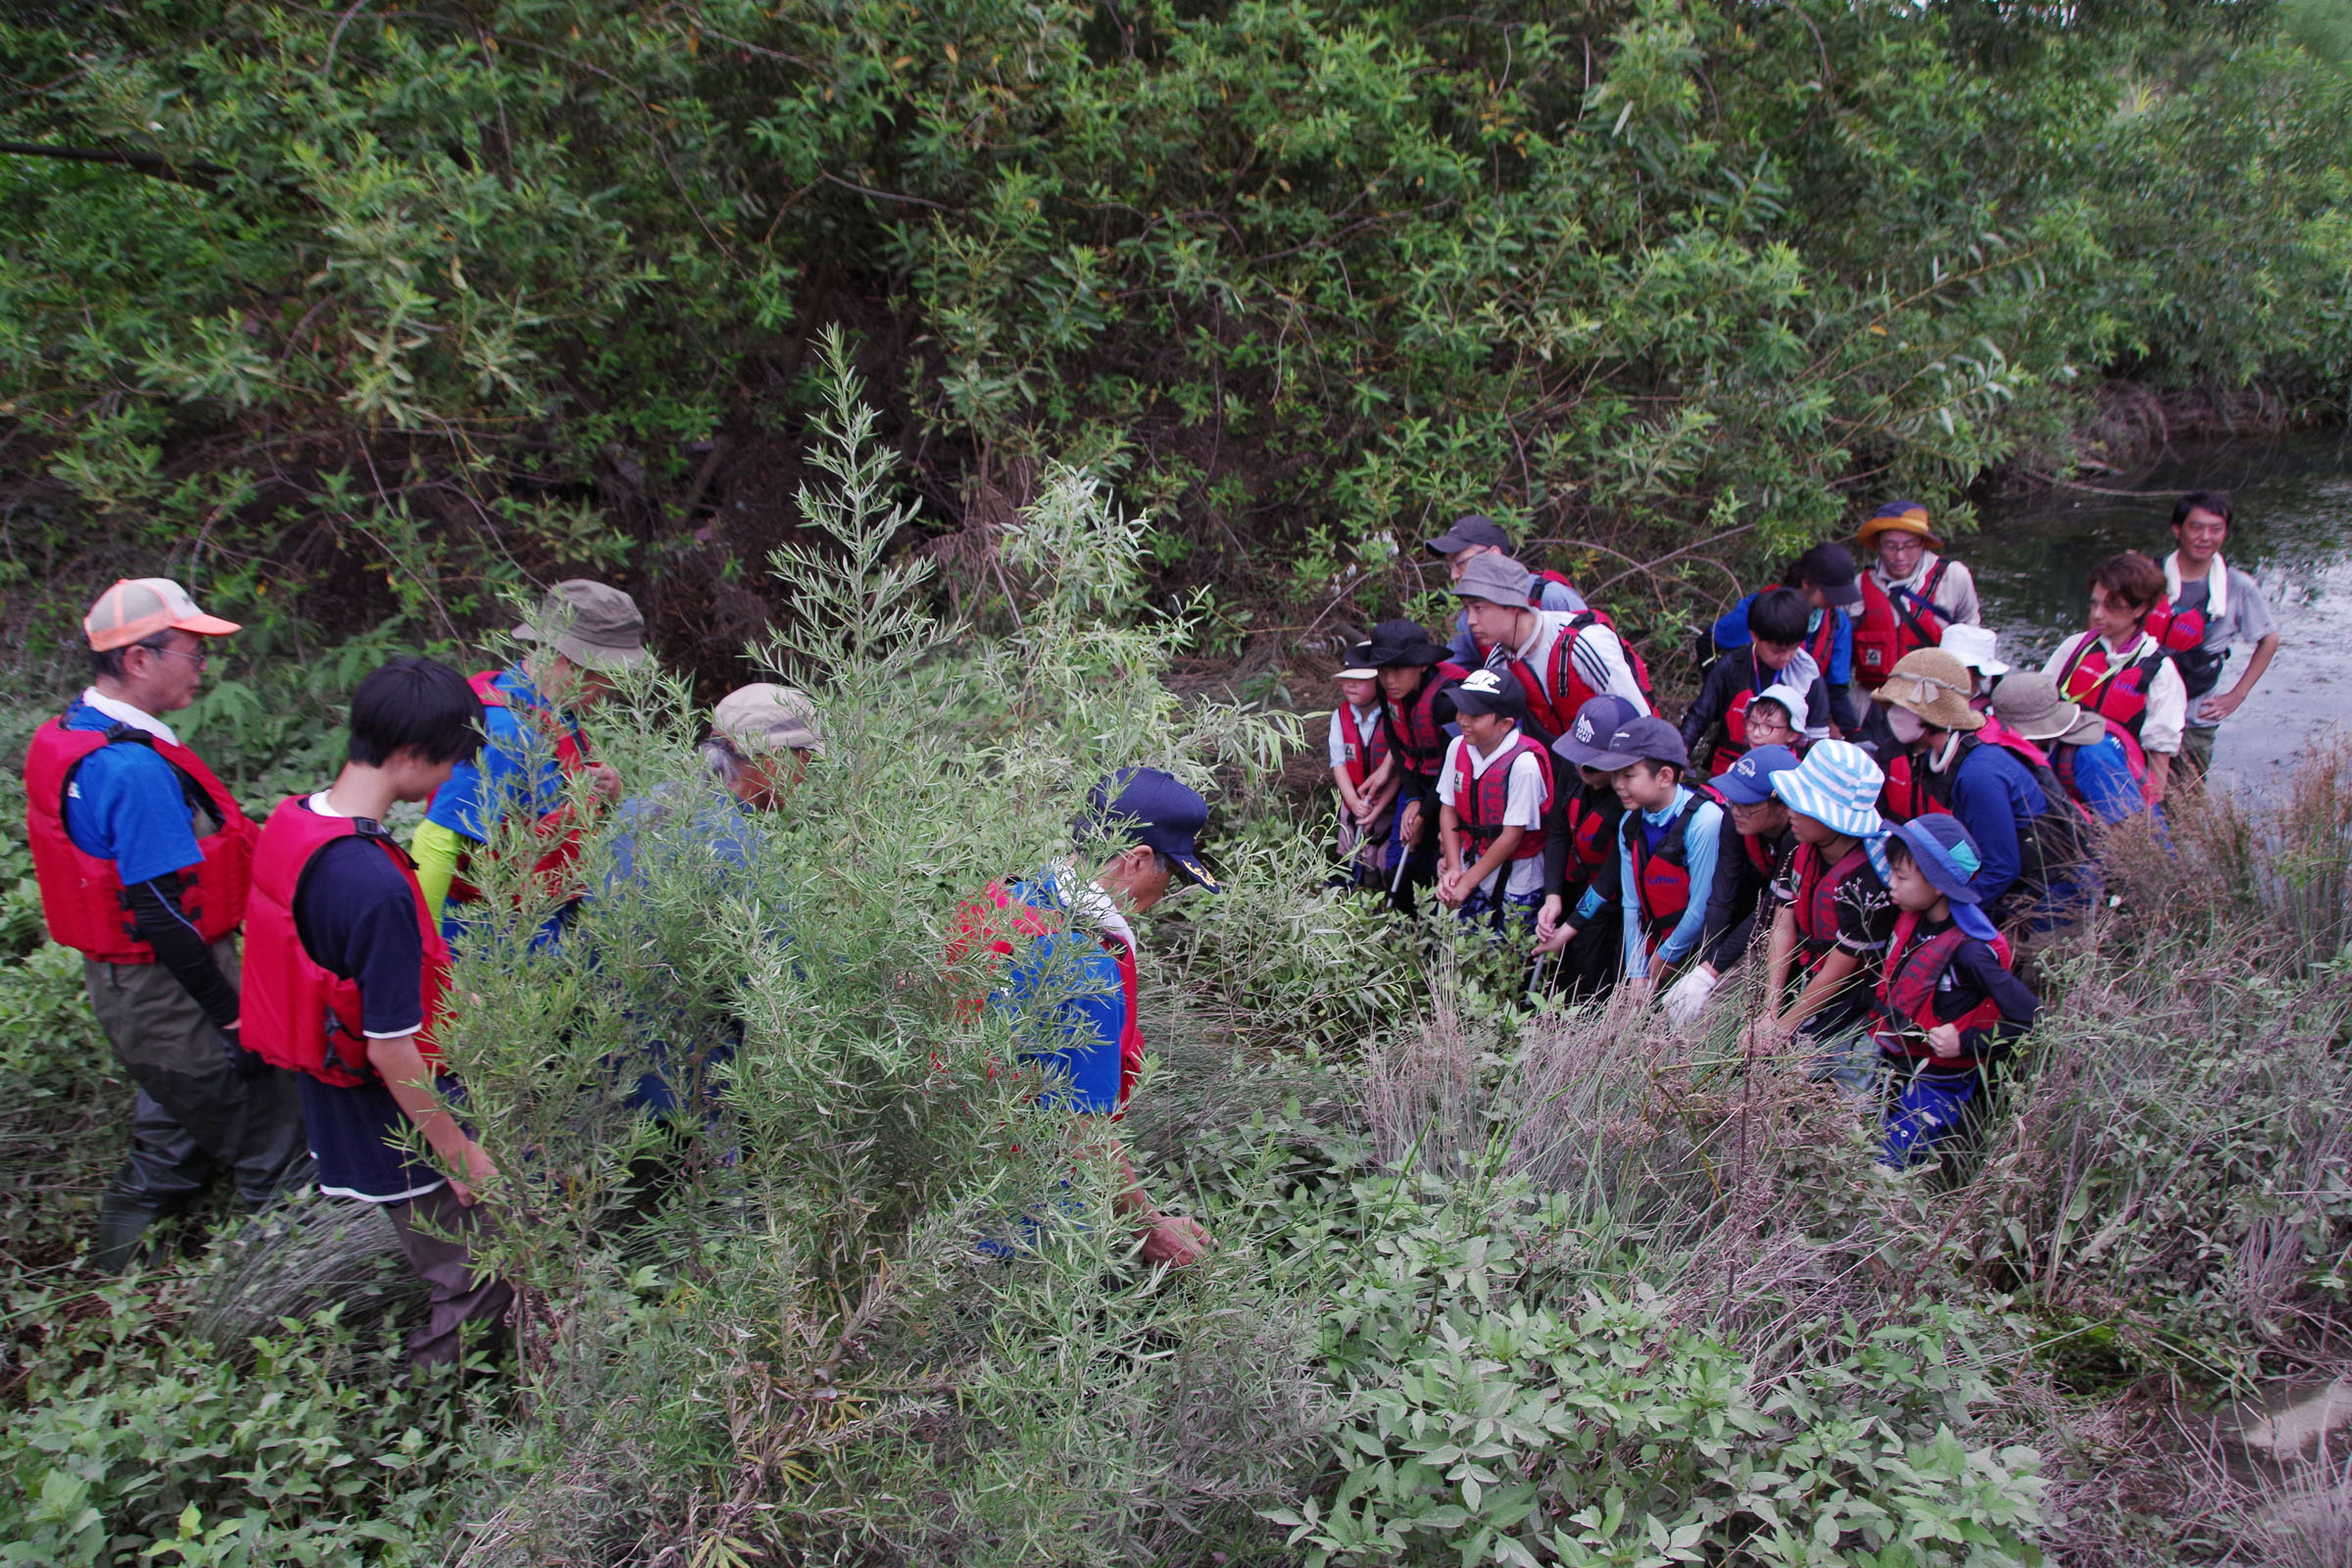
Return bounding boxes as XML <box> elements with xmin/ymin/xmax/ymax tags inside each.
<box><xmin>23</xmin><ymin>579</ymin><xmax>305</xmax><ymax>1269</ymax></box>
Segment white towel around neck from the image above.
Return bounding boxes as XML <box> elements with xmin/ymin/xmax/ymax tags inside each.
<box><xmin>2163</xmin><ymin>550</ymin><xmax>2228</xmax><ymax>622</ymax></box>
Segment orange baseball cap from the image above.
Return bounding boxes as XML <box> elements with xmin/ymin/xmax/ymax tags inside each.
<box><xmin>82</xmin><ymin>578</ymin><xmax>241</xmax><ymax>652</ymax></box>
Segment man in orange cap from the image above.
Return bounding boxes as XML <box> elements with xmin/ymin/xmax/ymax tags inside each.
<box><xmin>1850</xmin><ymin>502</ymin><xmax>1982</xmax><ymax>691</ymax></box>
<box><xmin>22</xmin><ymin>579</ymin><xmax>304</xmax><ymax>1269</ymax></box>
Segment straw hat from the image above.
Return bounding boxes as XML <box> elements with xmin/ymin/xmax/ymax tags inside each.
<box><xmin>1874</xmin><ymin>649</ymin><xmax>1984</xmax><ymax>731</ymax></box>
<box><xmin>1856</xmin><ymin>500</ymin><xmax>1941</xmax><ymax>549</ymax></box>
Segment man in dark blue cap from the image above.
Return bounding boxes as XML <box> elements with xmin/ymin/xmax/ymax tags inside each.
<box><xmin>949</xmin><ymin>767</ymin><xmax>1216</xmax><ymax>1267</ymax></box>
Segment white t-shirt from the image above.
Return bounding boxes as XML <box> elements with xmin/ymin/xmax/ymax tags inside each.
<box><xmin>1326</xmin><ymin>702</ymin><xmax>1386</xmax><ymax>771</ymax></box>
<box><xmin>1503</xmin><ymin>611</ymin><xmax>1651</xmax><ymax>717</ymax></box>
<box><xmin>2044</xmin><ymin>630</ymin><xmax>2187</xmax><ymax>755</ymax></box>
<box><xmin>1436</xmin><ymin>734</ymin><xmax>1548</xmax><ymax>898</ymax></box>
<box><xmin>1871</xmin><ymin>552</ymin><xmax>1981</xmax><ymax>626</ymax></box>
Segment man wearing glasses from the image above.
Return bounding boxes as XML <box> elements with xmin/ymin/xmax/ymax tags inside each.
<box><xmin>23</xmin><ymin>578</ymin><xmax>304</xmax><ymax>1269</ymax></box>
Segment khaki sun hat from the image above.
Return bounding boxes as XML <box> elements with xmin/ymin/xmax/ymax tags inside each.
<box><xmin>82</xmin><ymin>578</ymin><xmax>240</xmax><ymax>652</ymax></box>
<box><xmin>1991</xmin><ymin>671</ymin><xmax>2106</xmax><ymax>748</ymax></box>
<box><xmin>514</xmin><ymin>579</ymin><xmax>650</xmax><ymax>672</ymax></box>
<box><xmin>711</xmin><ymin>684</ymin><xmax>822</xmax><ymax>754</ymax></box>
<box><xmin>1874</xmin><ymin>648</ymin><xmax>1984</xmax><ymax>731</ymax></box>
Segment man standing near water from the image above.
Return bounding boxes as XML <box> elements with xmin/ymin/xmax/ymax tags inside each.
<box><xmin>2162</xmin><ymin>491</ymin><xmax>2279</xmax><ymax>782</ymax></box>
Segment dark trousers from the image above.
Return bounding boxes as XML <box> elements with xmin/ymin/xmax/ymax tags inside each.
<box><xmin>1541</xmin><ymin>902</ymin><xmax>1623</xmax><ymax>1004</ymax></box>
<box><xmin>384</xmin><ymin>1183</ymin><xmax>514</xmax><ymax>1370</ymax></box>
<box><xmin>84</xmin><ymin>939</ymin><xmax>306</xmax><ymax>1211</ymax></box>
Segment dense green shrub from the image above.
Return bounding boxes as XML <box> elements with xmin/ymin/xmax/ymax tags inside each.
<box><xmin>3</xmin><ymin>1</ymin><xmax>2348</xmax><ymax>653</ymax></box>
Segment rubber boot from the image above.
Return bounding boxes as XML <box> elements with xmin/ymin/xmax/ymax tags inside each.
<box><xmin>91</xmin><ymin>1197</ymin><xmax>161</xmax><ymax>1273</ymax></box>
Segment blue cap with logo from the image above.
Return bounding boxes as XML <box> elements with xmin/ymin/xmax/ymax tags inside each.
<box><xmin>1716</xmin><ymin>744</ymin><xmax>1802</xmax><ymax>805</ymax></box>
<box><xmin>1080</xmin><ymin>767</ymin><xmax>1221</xmax><ymax>892</ymax></box>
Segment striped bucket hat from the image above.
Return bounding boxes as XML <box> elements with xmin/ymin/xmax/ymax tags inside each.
<box><xmin>1768</xmin><ymin>739</ymin><xmax>1886</xmax><ymax>839</ymax></box>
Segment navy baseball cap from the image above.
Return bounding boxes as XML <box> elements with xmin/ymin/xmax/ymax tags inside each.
<box><xmin>1552</xmin><ymin>695</ymin><xmax>1642</xmax><ymax>767</ymax></box>
<box><xmin>1584</xmin><ymin>715</ymin><xmax>1689</xmax><ymax>773</ymax></box>
<box><xmin>1716</xmin><ymin>744</ymin><xmax>1802</xmax><ymax>804</ymax></box>
<box><xmin>1080</xmin><ymin>767</ymin><xmax>1221</xmax><ymax>892</ymax></box>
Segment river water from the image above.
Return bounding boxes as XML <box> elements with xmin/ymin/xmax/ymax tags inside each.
<box><xmin>1964</xmin><ymin>430</ymin><xmax>2352</xmax><ymax>786</ymax></box>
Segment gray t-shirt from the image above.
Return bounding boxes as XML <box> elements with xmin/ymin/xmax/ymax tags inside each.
<box><xmin>2171</xmin><ymin>565</ymin><xmax>2277</xmax><ymax>725</ymax></box>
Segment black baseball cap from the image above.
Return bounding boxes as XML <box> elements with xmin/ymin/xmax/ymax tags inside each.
<box><xmin>1425</xmin><ymin>514</ymin><xmax>1512</xmax><ymax>555</ymax></box>
<box><xmin>1079</xmin><ymin>767</ymin><xmax>1221</xmax><ymax>891</ymax></box>
<box><xmin>1446</xmin><ymin>666</ymin><xmax>1526</xmax><ymax>720</ymax></box>
<box><xmin>1790</xmin><ymin>542</ymin><xmax>1862</xmax><ymax>609</ymax></box>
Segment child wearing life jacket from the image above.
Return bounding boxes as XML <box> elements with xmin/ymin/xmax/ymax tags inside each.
<box><xmin>1706</xmin><ymin>543</ymin><xmax>1866</xmax><ymax>732</ymax></box>
<box><xmin>1991</xmin><ymin>673</ymin><xmax>2153</xmax><ymax>825</ymax></box>
<box><xmin>2043</xmin><ymin>552</ymin><xmax>2188</xmax><ymax>806</ymax></box>
<box><xmin>1436</xmin><ymin>668</ymin><xmax>1555</xmax><ymax>933</ymax></box>
<box><xmin>1369</xmin><ymin>618</ymin><xmax>1470</xmax><ymax>912</ymax></box>
<box><xmin>1326</xmin><ymin>645</ymin><xmax>1398</xmax><ymax>891</ymax></box>
<box><xmin>240</xmin><ymin>658</ymin><xmax>513</xmax><ymax>1372</ymax></box>
<box><xmin>1533</xmin><ymin>695</ymin><xmax>1641</xmax><ymax>1001</ymax></box>
<box><xmin>1583</xmin><ymin>716</ymin><xmax>1725</xmax><ymax>1001</ymax></box>
<box><xmin>1682</xmin><ymin>588</ymin><xmax>1831</xmax><ymax>774</ymax></box>
<box><xmin>1938</xmin><ymin>625</ymin><xmax>2010</xmax><ymax>711</ymax></box>
<box><xmin>1746</xmin><ymin>742</ymin><xmax>1899</xmax><ymax>1092</ymax></box>
<box><xmin>1874</xmin><ymin>815</ymin><xmax>2040</xmax><ymax>1169</ymax></box>
<box><xmin>1664</xmin><ymin>745</ymin><xmax>1803</xmax><ymax>1032</ymax></box>
<box><xmin>1852</xmin><ymin>502</ymin><xmax>1982</xmax><ymax>690</ymax></box>
<box><xmin>1873</xmin><ymin>649</ymin><xmax>2090</xmax><ymax>928</ymax></box>
<box><xmin>2165</xmin><ymin>490</ymin><xmax>2280</xmax><ymax>782</ymax></box>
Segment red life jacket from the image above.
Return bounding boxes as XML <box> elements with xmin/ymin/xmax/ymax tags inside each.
<box><xmin>1562</xmin><ymin>788</ymin><xmax>1620</xmax><ymax>885</ymax></box>
<box><xmin>1873</xmin><ymin>911</ymin><xmax>2016</xmax><ymax>1061</ymax></box>
<box><xmin>1493</xmin><ymin>610</ymin><xmax>1658</xmax><ymax>739</ymax></box>
<box><xmin>1740</xmin><ymin>828</ymin><xmax>1779</xmax><ymax>877</ymax></box>
<box><xmin>23</xmin><ymin>713</ymin><xmax>257</xmax><ymax>962</ymax></box>
<box><xmin>1788</xmin><ymin>840</ymin><xmax>1874</xmax><ymax>973</ymax></box>
<box><xmin>1880</xmin><ymin>752</ymin><xmax>1945</xmax><ymax>825</ymax></box>
<box><xmin>1802</xmin><ymin>608</ymin><xmax>1838</xmax><ymax>684</ymax></box>
<box><xmin>2054</xmin><ymin>631</ymin><xmax>2171</xmax><ymax>737</ymax></box>
<box><xmin>1335</xmin><ymin>702</ymin><xmax>1389</xmax><ymax>790</ymax></box>
<box><xmin>241</xmin><ymin>797</ymin><xmax>452</xmax><ymax>1086</ymax></box>
<box><xmin>1378</xmin><ymin>663</ymin><xmax>1470</xmax><ymax>780</ymax></box>
<box><xmin>2050</xmin><ymin>715</ymin><xmax>2149</xmax><ymax>807</ymax></box>
<box><xmin>1852</xmin><ymin>559</ymin><xmax>1954</xmax><ymax>689</ymax></box>
<box><xmin>1625</xmin><ymin>784</ymin><xmax>1727</xmax><ymax>952</ymax></box>
<box><xmin>946</xmin><ymin>880</ymin><xmax>1144</xmax><ymax>1117</ymax></box>
<box><xmin>1449</xmin><ymin>732</ymin><xmax>1555</xmax><ymax>862</ymax></box>
<box><xmin>443</xmin><ymin>668</ymin><xmax>599</xmax><ymax>906</ymax></box>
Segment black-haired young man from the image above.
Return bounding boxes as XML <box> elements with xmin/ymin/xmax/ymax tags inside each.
<box><xmin>243</xmin><ymin>657</ymin><xmax>512</xmax><ymax>1371</ymax></box>
<box><xmin>2163</xmin><ymin>490</ymin><xmax>2280</xmax><ymax>781</ymax></box>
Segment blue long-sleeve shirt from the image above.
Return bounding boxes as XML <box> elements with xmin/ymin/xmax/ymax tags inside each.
<box><xmin>1709</xmin><ymin>596</ymin><xmax>1854</xmax><ymax>687</ymax></box>
<box><xmin>1619</xmin><ymin>786</ymin><xmax>1724</xmax><ymax>980</ymax></box>
<box><xmin>1940</xmin><ymin>742</ymin><xmax>2049</xmax><ymax>909</ymax></box>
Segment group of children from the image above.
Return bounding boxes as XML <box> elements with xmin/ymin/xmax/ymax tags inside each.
<box><xmin>1327</xmin><ymin>495</ymin><xmax>2280</xmax><ymax>1168</ymax></box>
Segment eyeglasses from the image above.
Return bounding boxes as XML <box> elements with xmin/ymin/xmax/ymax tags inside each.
<box><xmin>137</xmin><ymin>644</ymin><xmax>211</xmax><ymax>668</ymax></box>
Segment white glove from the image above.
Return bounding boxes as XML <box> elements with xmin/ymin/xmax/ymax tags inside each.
<box><xmin>1662</xmin><ymin>967</ymin><xmax>1720</xmax><ymax>1033</ymax></box>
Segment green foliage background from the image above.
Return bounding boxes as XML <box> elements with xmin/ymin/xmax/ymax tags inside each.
<box><xmin>3</xmin><ymin>0</ymin><xmax>2350</xmax><ymax>669</ymax></box>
